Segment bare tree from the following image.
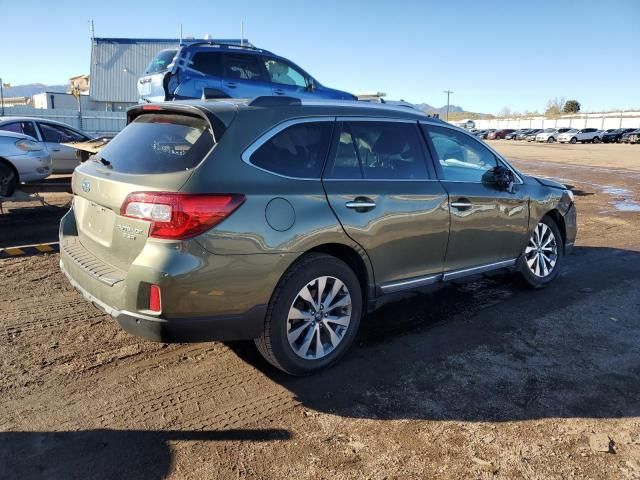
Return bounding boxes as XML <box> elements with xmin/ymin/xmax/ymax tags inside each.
<box><xmin>545</xmin><ymin>97</ymin><xmax>565</xmax><ymax>118</ymax></box>
<box><xmin>498</xmin><ymin>106</ymin><xmax>512</xmax><ymax>118</ymax></box>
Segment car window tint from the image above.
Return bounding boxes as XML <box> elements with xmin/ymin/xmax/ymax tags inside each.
<box><xmin>39</xmin><ymin>123</ymin><xmax>69</xmax><ymax>143</ymax></box>
<box><xmin>223</xmin><ymin>53</ymin><xmax>264</xmax><ymax>81</ymax></box>
<box><xmin>327</xmin><ymin>126</ymin><xmax>362</xmax><ymax>179</ymax></box>
<box><xmin>333</xmin><ymin>121</ymin><xmax>428</xmax><ymax>180</ymax></box>
<box><xmin>192</xmin><ymin>52</ymin><xmax>223</xmax><ymax>76</ymax></box>
<box><xmin>264</xmin><ymin>59</ymin><xmax>307</xmax><ymax>88</ymax></box>
<box><xmin>95</xmin><ymin>113</ymin><xmax>214</xmax><ymax>174</ymax></box>
<box><xmin>22</xmin><ymin>122</ymin><xmax>38</xmax><ymax>139</ymax></box>
<box><xmin>422</xmin><ymin>124</ymin><xmax>498</xmax><ymax>182</ymax></box>
<box><xmin>0</xmin><ymin>123</ymin><xmax>22</xmax><ymax>134</ymax></box>
<box><xmin>250</xmin><ymin>122</ymin><xmax>333</xmax><ymax>178</ymax></box>
<box><xmin>145</xmin><ymin>49</ymin><xmax>177</xmax><ymax>74</ymax></box>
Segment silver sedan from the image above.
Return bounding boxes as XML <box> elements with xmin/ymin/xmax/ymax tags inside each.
<box><xmin>0</xmin><ymin>130</ymin><xmax>52</xmax><ymax>197</ymax></box>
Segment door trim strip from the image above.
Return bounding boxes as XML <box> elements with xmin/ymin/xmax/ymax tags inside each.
<box><xmin>379</xmin><ymin>258</ymin><xmax>518</xmax><ymax>294</ymax></box>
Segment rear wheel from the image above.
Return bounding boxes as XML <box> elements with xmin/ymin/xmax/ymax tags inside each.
<box><xmin>0</xmin><ymin>162</ymin><xmax>17</xmax><ymax>198</ymax></box>
<box><xmin>518</xmin><ymin>216</ymin><xmax>563</xmax><ymax>288</ymax></box>
<box><xmin>255</xmin><ymin>253</ymin><xmax>362</xmax><ymax>375</ymax></box>
<box><xmin>593</xmin><ymin>136</ymin><xmax>601</xmax><ymax>143</ymax></box>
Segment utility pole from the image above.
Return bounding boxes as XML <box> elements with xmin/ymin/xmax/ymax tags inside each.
<box><xmin>240</xmin><ymin>20</ymin><xmax>244</xmax><ymax>46</ymax></box>
<box><xmin>0</xmin><ymin>78</ymin><xmax>4</xmax><ymax>117</ymax></box>
<box><xmin>443</xmin><ymin>90</ymin><xmax>453</xmax><ymax>121</ymax></box>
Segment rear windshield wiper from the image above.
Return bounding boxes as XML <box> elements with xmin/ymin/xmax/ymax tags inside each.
<box><xmin>91</xmin><ymin>155</ymin><xmax>112</xmax><ymax>168</ymax></box>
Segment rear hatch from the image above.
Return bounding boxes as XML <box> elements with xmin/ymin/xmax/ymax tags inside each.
<box><xmin>138</xmin><ymin>49</ymin><xmax>178</xmax><ymax>102</ymax></box>
<box><xmin>71</xmin><ymin>105</ymin><xmax>228</xmax><ymax>270</ymax></box>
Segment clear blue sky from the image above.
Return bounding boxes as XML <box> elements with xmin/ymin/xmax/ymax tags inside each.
<box><xmin>1</xmin><ymin>0</ymin><xmax>638</xmax><ymax>113</ymax></box>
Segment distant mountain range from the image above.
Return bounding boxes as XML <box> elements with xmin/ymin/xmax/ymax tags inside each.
<box><xmin>2</xmin><ymin>83</ymin><xmax>68</xmax><ymax>97</ymax></box>
<box><xmin>414</xmin><ymin>103</ymin><xmax>465</xmax><ymax>116</ymax></box>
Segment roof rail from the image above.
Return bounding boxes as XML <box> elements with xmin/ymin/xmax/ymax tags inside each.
<box><xmin>181</xmin><ymin>39</ymin><xmax>258</xmax><ymax>50</ymax></box>
<box><xmin>248</xmin><ymin>96</ymin><xmax>302</xmax><ymax>107</ymax></box>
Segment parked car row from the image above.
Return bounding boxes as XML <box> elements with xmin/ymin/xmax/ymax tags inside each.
<box><xmin>0</xmin><ymin>117</ymin><xmax>93</xmax><ymax>197</ymax></box>
<box><xmin>469</xmin><ymin>127</ymin><xmax>640</xmax><ymax>144</ymax></box>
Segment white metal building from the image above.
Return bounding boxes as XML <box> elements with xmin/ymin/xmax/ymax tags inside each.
<box><xmin>89</xmin><ymin>37</ymin><xmax>182</xmax><ymax>110</ymax></box>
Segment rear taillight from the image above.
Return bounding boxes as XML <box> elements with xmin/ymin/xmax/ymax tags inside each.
<box><xmin>121</xmin><ymin>192</ymin><xmax>245</xmax><ymax>240</ymax></box>
<box><xmin>149</xmin><ymin>284</ymin><xmax>162</xmax><ymax>313</ymax></box>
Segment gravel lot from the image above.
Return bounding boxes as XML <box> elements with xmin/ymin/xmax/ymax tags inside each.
<box><xmin>1</xmin><ymin>142</ymin><xmax>639</xmax><ymax>479</ymax></box>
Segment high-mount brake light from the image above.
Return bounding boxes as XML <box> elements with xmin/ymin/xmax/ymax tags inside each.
<box><xmin>141</xmin><ymin>105</ymin><xmax>162</xmax><ymax>111</ymax></box>
<box><xmin>120</xmin><ymin>192</ymin><xmax>245</xmax><ymax>240</ymax></box>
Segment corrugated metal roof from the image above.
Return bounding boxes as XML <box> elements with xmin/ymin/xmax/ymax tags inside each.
<box><xmin>89</xmin><ymin>38</ymin><xmax>181</xmax><ymax>103</ymax></box>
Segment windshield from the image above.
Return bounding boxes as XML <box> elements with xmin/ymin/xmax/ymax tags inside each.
<box><xmin>543</xmin><ymin>128</ymin><xmax>555</xmax><ymax>133</ymax></box>
<box><xmin>145</xmin><ymin>49</ymin><xmax>177</xmax><ymax>74</ymax></box>
<box><xmin>95</xmin><ymin>113</ymin><xmax>214</xmax><ymax>174</ymax></box>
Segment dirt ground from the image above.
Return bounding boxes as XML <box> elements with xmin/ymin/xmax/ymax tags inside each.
<box><xmin>1</xmin><ymin>142</ymin><xmax>639</xmax><ymax>479</ymax></box>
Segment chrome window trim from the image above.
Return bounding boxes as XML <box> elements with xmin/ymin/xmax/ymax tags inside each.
<box><xmin>419</xmin><ymin>121</ymin><xmax>524</xmax><ymax>185</ymax></box>
<box><xmin>335</xmin><ymin>116</ymin><xmax>421</xmax><ymax>123</ymax></box>
<box><xmin>241</xmin><ymin>116</ymin><xmax>336</xmax><ymax>181</ymax></box>
<box><xmin>379</xmin><ymin>258</ymin><xmax>518</xmax><ymax>294</ymax></box>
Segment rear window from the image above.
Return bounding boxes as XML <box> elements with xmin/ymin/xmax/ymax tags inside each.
<box><xmin>145</xmin><ymin>50</ymin><xmax>177</xmax><ymax>74</ymax></box>
<box><xmin>95</xmin><ymin>114</ymin><xmax>214</xmax><ymax>174</ymax></box>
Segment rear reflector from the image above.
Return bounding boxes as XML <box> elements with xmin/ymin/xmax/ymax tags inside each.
<box><xmin>149</xmin><ymin>284</ymin><xmax>162</xmax><ymax>313</ymax></box>
<box><xmin>121</xmin><ymin>192</ymin><xmax>245</xmax><ymax>240</ymax></box>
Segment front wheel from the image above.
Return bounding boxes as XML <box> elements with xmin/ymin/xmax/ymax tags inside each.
<box><xmin>255</xmin><ymin>253</ymin><xmax>362</xmax><ymax>375</ymax></box>
<box><xmin>547</xmin><ymin>136</ymin><xmax>555</xmax><ymax>143</ymax></box>
<box><xmin>570</xmin><ymin>137</ymin><xmax>577</xmax><ymax>144</ymax></box>
<box><xmin>518</xmin><ymin>216</ymin><xmax>563</xmax><ymax>288</ymax></box>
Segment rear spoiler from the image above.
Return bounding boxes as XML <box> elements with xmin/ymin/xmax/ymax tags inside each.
<box><xmin>126</xmin><ymin>104</ymin><xmax>232</xmax><ymax>143</ymax></box>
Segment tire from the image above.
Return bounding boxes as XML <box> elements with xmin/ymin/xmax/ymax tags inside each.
<box><xmin>517</xmin><ymin>215</ymin><xmax>564</xmax><ymax>288</ymax></box>
<box><xmin>547</xmin><ymin>136</ymin><xmax>555</xmax><ymax>143</ymax></box>
<box><xmin>255</xmin><ymin>253</ymin><xmax>362</xmax><ymax>375</ymax></box>
<box><xmin>592</xmin><ymin>136</ymin><xmax>601</xmax><ymax>144</ymax></box>
<box><xmin>0</xmin><ymin>162</ymin><xmax>17</xmax><ymax>198</ymax></box>
<box><xmin>570</xmin><ymin>137</ymin><xmax>577</xmax><ymax>144</ymax></box>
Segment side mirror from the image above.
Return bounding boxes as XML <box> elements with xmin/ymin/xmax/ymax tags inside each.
<box><xmin>483</xmin><ymin>165</ymin><xmax>515</xmax><ymax>193</ymax></box>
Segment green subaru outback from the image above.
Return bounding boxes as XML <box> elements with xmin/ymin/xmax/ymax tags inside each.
<box><xmin>60</xmin><ymin>97</ymin><xmax>576</xmax><ymax>375</ymax></box>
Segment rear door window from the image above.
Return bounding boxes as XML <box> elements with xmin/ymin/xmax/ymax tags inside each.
<box><xmin>0</xmin><ymin>121</ymin><xmax>38</xmax><ymax>139</ymax></box>
<box><xmin>249</xmin><ymin>121</ymin><xmax>333</xmax><ymax>178</ymax></box>
<box><xmin>222</xmin><ymin>53</ymin><xmax>266</xmax><ymax>81</ymax></box>
<box><xmin>95</xmin><ymin>114</ymin><xmax>214</xmax><ymax>174</ymax></box>
<box><xmin>327</xmin><ymin>121</ymin><xmax>430</xmax><ymax>180</ymax></box>
<box><xmin>191</xmin><ymin>52</ymin><xmax>223</xmax><ymax>76</ymax></box>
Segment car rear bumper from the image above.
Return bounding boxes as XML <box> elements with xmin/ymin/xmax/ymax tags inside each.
<box><xmin>60</xmin><ymin>259</ymin><xmax>265</xmax><ymax>342</ymax></box>
<box><xmin>58</xmin><ymin>207</ymin><xmax>286</xmax><ymax>342</ymax></box>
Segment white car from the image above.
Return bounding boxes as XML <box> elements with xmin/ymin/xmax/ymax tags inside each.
<box><xmin>0</xmin><ymin>130</ymin><xmax>52</xmax><ymax>197</ymax></box>
<box><xmin>557</xmin><ymin>128</ymin><xmax>603</xmax><ymax>144</ymax></box>
<box><xmin>0</xmin><ymin>117</ymin><xmax>92</xmax><ymax>173</ymax></box>
<box><xmin>535</xmin><ymin>128</ymin><xmax>573</xmax><ymax>143</ymax></box>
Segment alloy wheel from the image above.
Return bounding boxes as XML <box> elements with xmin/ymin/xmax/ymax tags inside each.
<box><xmin>286</xmin><ymin>276</ymin><xmax>352</xmax><ymax>360</ymax></box>
<box><xmin>525</xmin><ymin>222</ymin><xmax>558</xmax><ymax>278</ymax></box>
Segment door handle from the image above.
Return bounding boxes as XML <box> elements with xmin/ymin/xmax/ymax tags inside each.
<box><xmin>450</xmin><ymin>200</ymin><xmax>473</xmax><ymax>210</ymax></box>
<box><xmin>225</xmin><ymin>82</ymin><xmax>237</xmax><ymax>88</ymax></box>
<box><xmin>274</xmin><ymin>88</ymin><xmax>285</xmax><ymax>95</ymax></box>
<box><xmin>345</xmin><ymin>198</ymin><xmax>376</xmax><ymax>210</ymax></box>
<box><xmin>50</xmin><ymin>147</ymin><xmax>61</xmax><ymax>152</ymax></box>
